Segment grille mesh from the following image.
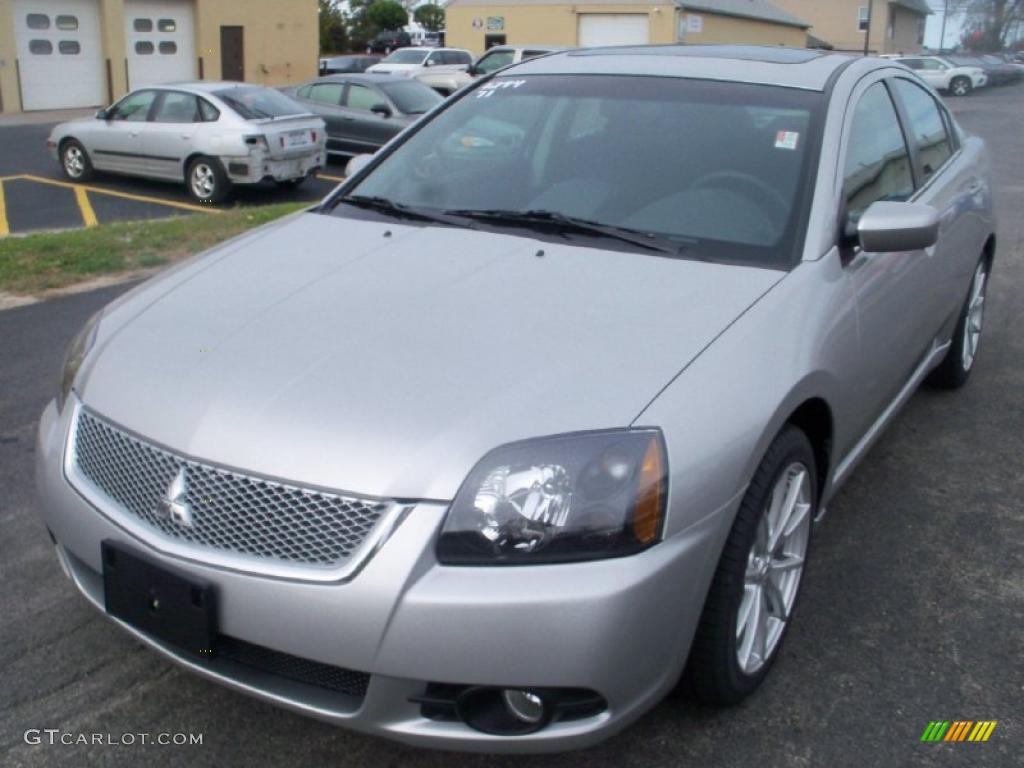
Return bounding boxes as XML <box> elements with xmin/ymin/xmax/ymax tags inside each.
<box><xmin>73</xmin><ymin>409</ymin><xmax>389</xmax><ymax>568</ymax></box>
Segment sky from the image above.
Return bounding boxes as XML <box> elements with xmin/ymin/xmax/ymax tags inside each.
<box><xmin>924</xmin><ymin>1</ymin><xmax>965</xmax><ymax>50</ymax></box>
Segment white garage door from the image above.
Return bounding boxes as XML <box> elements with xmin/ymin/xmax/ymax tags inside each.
<box><xmin>578</xmin><ymin>14</ymin><xmax>650</xmax><ymax>48</ymax></box>
<box><xmin>125</xmin><ymin>0</ymin><xmax>196</xmax><ymax>89</ymax></box>
<box><xmin>12</xmin><ymin>0</ymin><xmax>104</xmax><ymax>110</ymax></box>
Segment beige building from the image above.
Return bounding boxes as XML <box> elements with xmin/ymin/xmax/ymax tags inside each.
<box><xmin>0</xmin><ymin>0</ymin><xmax>318</xmax><ymax>114</ymax></box>
<box><xmin>771</xmin><ymin>0</ymin><xmax>931</xmax><ymax>54</ymax></box>
<box><xmin>445</xmin><ymin>0</ymin><xmax>810</xmax><ymax>56</ymax></box>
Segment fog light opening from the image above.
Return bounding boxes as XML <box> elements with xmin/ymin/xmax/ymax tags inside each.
<box><xmin>454</xmin><ymin>686</ymin><xmax>553</xmax><ymax>735</ymax></box>
<box><xmin>502</xmin><ymin>689</ymin><xmax>545</xmax><ymax>724</ymax></box>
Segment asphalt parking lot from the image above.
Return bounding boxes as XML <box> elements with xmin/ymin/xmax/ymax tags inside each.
<box><xmin>0</xmin><ymin>120</ymin><xmax>346</xmax><ymax>236</ymax></box>
<box><xmin>1</xmin><ymin>84</ymin><xmax>1022</xmax><ymax>768</ymax></box>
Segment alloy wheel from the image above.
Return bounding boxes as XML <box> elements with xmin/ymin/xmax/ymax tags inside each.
<box><xmin>736</xmin><ymin>462</ymin><xmax>812</xmax><ymax>675</ymax></box>
<box><xmin>961</xmin><ymin>261</ymin><xmax>987</xmax><ymax>371</ymax></box>
<box><xmin>952</xmin><ymin>79</ymin><xmax>969</xmax><ymax>96</ymax></box>
<box><xmin>191</xmin><ymin>163</ymin><xmax>216</xmax><ymax>199</ymax></box>
<box><xmin>64</xmin><ymin>146</ymin><xmax>85</xmax><ymax>178</ymax></box>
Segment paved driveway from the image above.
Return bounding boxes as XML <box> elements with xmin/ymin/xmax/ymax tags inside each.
<box><xmin>1</xmin><ymin>87</ymin><xmax>1021</xmax><ymax>767</ymax></box>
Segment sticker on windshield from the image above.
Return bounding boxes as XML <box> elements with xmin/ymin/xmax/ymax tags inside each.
<box><xmin>774</xmin><ymin>130</ymin><xmax>800</xmax><ymax>150</ymax></box>
<box><xmin>476</xmin><ymin>79</ymin><xmax>527</xmax><ymax>98</ymax></box>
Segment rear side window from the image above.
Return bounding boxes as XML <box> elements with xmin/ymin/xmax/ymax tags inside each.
<box><xmin>843</xmin><ymin>82</ymin><xmax>914</xmax><ymax>224</ymax></box>
<box><xmin>153</xmin><ymin>91</ymin><xmax>200</xmax><ymax>123</ymax></box>
<box><xmin>892</xmin><ymin>79</ymin><xmax>953</xmax><ymax>179</ymax></box>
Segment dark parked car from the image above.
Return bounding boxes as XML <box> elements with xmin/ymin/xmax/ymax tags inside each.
<box><xmin>319</xmin><ymin>54</ymin><xmax>381</xmax><ymax>76</ymax></box>
<box><xmin>948</xmin><ymin>55</ymin><xmax>1020</xmax><ymax>85</ymax></box>
<box><xmin>281</xmin><ymin>74</ymin><xmax>442</xmax><ymax>157</ymax></box>
<box><xmin>366</xmin><ymin>29</ymin><xmax>412</xmax><ymax>54</ymax></box>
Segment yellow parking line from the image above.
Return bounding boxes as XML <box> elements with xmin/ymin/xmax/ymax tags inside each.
<box><xmin>74</xmin><ymin>187</ymin><xmax>98</xmax><ymax>228</ymax></box>
<box><xmin>18</xmin><ymin>174</ymin><xmax>218</xmax><ymax>214</ymax></box>
<box><xmin>0</xmin><ymin>179</ymin><xmax>8</xmax><ymax>236</ymax></box>
<box><xmin>318</xmin><ymin>173</ymin><xmax>346</xmax><ymax>183</ymax></box>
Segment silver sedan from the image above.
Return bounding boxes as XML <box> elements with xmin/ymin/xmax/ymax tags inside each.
<box><xmin>37</xmin><ymin>46</ymin><xmax>995</xmax><ymax>751</ymax></box>
<box><xmin>47</xmin><ymin>82</ymin><xmax>326</xmax><ymax>203</ymax></box>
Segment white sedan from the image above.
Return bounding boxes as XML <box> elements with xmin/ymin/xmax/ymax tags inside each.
<box><xmin>47</xmin><ymin>82</ymin><xmax>326</xmax><ymax>203</ymax></box>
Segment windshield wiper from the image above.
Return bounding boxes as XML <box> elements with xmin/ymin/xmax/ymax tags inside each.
<box><xmin>337</xmin><ymin>195</ymin><xmax>464</xmax><ymax>226</ymax></box>
<box><xmin>443</xmin><ymin>209</ymin><xmax>684</xmax><ymax>255</ymax></box>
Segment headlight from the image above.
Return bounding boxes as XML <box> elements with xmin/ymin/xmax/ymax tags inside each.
<box><xmin>437</xmin><ymin>430</ymin><xmax>667</xmax><ymax>565</ymax></box>
<box><xmin>57</xmin><ymin>311</ymin><xmax>101</xmax><ymax>412</ymax></box>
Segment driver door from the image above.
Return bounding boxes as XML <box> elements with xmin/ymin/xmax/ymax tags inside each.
<box><xmin>90</xmin><ymin>90</ymin><xmax>157</xmax><ymax>174</ymax></box>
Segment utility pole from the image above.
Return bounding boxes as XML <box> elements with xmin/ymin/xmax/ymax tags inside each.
<box><xmin>863</xmin><ymin>0</ymin><xmax>874</xmax><ymax>55</ymax></box>
<box><xmin>939</xmin><ymin>0</ymin><xmax>949</xmax><ymax>52</ymax></box>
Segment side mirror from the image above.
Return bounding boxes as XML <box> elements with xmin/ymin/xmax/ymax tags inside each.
<box><xmin>857</xmin><ymin>201</ymin><xmax>939</xmax><ymax>253</ymax></box>
<box><xmin>467</xmin><ymin>64</ymin><xmax>480</xmax><ymax>76</ymax></box>
<box><xmin>345</xmin><ymin>153</ymin><xmax>374</xmax><ymax>177</ymax></box>
<box><xmin>423</xmin><ymin>59</ymin><xmax>435</xmax><ymax>67</ymax></box>
<box><xmin>370</xmin><ymin>103</ymin><xmax>392</xmax><ymax>118</ymax></box>
<box><xmin>96</xmin><ymin>108</ymin><xmax>109</xmax><ymax>120</ymax></box>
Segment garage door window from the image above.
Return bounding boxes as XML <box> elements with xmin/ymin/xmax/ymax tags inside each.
<box><xmin>59</xmin><ymin>41</ymin><xmax>81</xmax><ymax>55</ymax></box>
<box><xmin>134</xmin><ymin>19</ymin><xmax>153</xmax><ymax>32</ymax></box>
<box><xmin>56</xmin><ymin>15</ymin><xmax>78</xmax><ymax>30</ymax></box>
<box><xmin>159</xmin><ymin>42</ymin><xmax>177</xmax><ymax>55</ymax></box>
<box><xmin>29</xmin><ymin>40</ymin><xmax>53</xmax><ymax>55</ymax></box>
<box><xmin>158</xmin><ymin>19</ymin><xmax>177</xmax><ymax>32</ymax></box>
<box><xmin>26</xmin><ymin>13</ymin><xmax>49</xmax><ymax>29</ymax></box>
<box><xmin>136</xmin><ymin>42</ymin><xmax>155</xmax><ymax>55</ymax></box>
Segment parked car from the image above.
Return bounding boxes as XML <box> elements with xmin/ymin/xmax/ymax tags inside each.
<box><xmin>366</xmin><ymin>29</ymin><xmax>412</xmax><ymax>54</ymax></box>
<box><xmin>281</xmin><ymin>74</ymin><xmax>442</xmax><ymax>157</ymax></box>
<box><xmin>365</xmin><ymin>47</ymin><xmax>472</xmax><ymax>79</ymax></box>
<box><xmin>947</xmin><ymin>54</ymin><xmax>1019</xmax><ymax>86</ymax></box>
<box><xmin>319</xmin><ymin>54</ymin><xmax>381</xmax><ymax>76</ymax></box>
<box><xmin>39</xmin><ymin>46</ymin><xmax>995</xmax><ymax>751</ymax></box>
<box><xmin>979</xmin><ymin>54</ymin><xmax>1023</xmax><ymax>84</ymax></box>
<box><xmin>410</xmin><ymin>30</ymin><xmax>442</xmax><ymax>48</ymax></box>
<box><xmin>884</xmin><ymin>54</ymin><xmax>987</xmax><ymax>95</ymax></box>
<box><xmin>418</xmin><ymin>44</ymin><xmax>567</xmax><ymax>95</ymax></box>
<box><xmin>46</xmin><ymin>83</ymin><xmax>326</xmax><ymax>203</ymax></box>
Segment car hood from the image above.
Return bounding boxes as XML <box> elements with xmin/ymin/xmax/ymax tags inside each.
<box><xmin>79</xmin><ymin>212</ymin><xmax>781</xmax><ymax>501</ymax></box>
<box><xmin>368</xmin><ymin>63</ymin><xmax>419</xmax><ymax>72</ymax></box>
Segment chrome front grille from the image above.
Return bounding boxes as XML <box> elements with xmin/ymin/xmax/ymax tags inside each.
<box><xmin>70</xmin><ymin>407</ymin><xmax>390</xmax><ymax>575</ymax></box>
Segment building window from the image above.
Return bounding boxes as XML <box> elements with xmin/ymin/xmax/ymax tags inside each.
<box><xmin>134</xmin><ymin>18</ymin><xmax>153</xmax><ymax>32</ymax></box>
<box><xmin>59</xmin><ymin>40</ymin><xmax>81</xmax><ymax>55</ymax></box>
<box><xmin>159</xmin><ymin>41</ymin><xmax>177</xmax><ymax>55</ymax></box>
<box><xmin>858</xmin><ymin>6</ymin><xmax>869</xmax><ymax>31</ymax></box>
<box><xmin>135</xmin><ymin>41</ymin><xmax>155</xmax><ymax>55</ymax></box>
<box><xmin>26</xmin><ymin>13</ymin><xmax>50</xmax><ymax>30</ymax></box>
<box><xmin>158</xmin><ymin>19</ymin><xmax>177</xmax><ymax>32</ymax></box>
<box><xmin>29</xmin><ymin>39</ymin><xmax>53</xmax><ymax>55</ymax></box>
<box><xmin>56</xmin><ymin>15</ymin><xmax>78</xmax><ymax>30</ymax></box>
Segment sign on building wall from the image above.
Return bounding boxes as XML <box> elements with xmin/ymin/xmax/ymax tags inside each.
<box><xmin>687</xmin><ymin>14</ymin><xmax>703</xmax><ymax>33</ymax></box>
<box><xmin>486</xmin><ymin>16</ymin><xmax>505</xmax><ymax>31</ymax></box>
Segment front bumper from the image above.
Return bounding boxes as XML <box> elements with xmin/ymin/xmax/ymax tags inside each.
<box><xmin>223</xmin><ymin>148</ymin><xmax>325</xmax><ymax>185</ymax></box>
<box><xmin>35</xmin><ymin>399</ymin><xmax>732</xmax><ymax>752</ymax></box>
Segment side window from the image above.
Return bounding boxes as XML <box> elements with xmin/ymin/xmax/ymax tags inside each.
<box><xmin>346</xmin><ymin>84</ymin><xmax>380</xmax><ymax>111</ymax></box>
<box><xmin>310</xmin><ymin>82</ymin><xmax>344</xmax><ymax>105</ymax></box>
<box><xmin>153</xmin><ymin>91</ymin><xmax>200</xmax><ymax>123</ymax></box>
<box><xmin>198</xmin><ymin>98</ymin><xmax>220</xmax><ymax>122</ymax></box>
<box><xmin>900</xmin><ymin>58</ymin><xmax>923</xmax><ymax>70</ymax></box>
<box><xmin>427</xmin><ymin>51</ymin><xmax>445</xmax><ymax>65</ymax></box>
<box><xmin>892</xmin><ymin>79</ymin><xmax>953</xmax><ymax>179</ymax></box>
<box><xmin>477</xmin><ymin>50</ymin><xmax>514</xmax><ymax>73</ymax></box>
<box><xmin>296</xmin><ymin>84</ymin><xmax>312</xmax><ymax>99</ymax></box>
<box><xmin>843</xmin><ymin>82</ymin><xmax>915</xmax><ymax>227</ymax></box>
<box><xmin>921</xmin><ymin>58</ymin><xmax>944</xmax><ymax>70</ymax></box>
<box><xmin>110</xmin><ymin>90</ymin><xmax>157</xmax><ymax>122</ymax></box>
<box><xmin>522</xmin><ymin>50</ymin><xmax>548</xmax><ymax>60</ymax></box>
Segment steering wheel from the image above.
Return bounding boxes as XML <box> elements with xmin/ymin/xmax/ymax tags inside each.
<box><xmin>690</xmin><ymin>170</ymin><xmax>790</xmax><ymax>222</ymax></box>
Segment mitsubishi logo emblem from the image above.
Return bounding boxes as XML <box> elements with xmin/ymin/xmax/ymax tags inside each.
<box><xmin>159</xmin><ymin>468</ymin><xmax>193</xmax><ymax>527</ymax></box>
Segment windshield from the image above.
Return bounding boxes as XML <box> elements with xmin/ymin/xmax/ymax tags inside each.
<box><xmin>214</xmin><ymin>86</ymin><xmax>305</xmax><ymax>119</ymax></box>
<box><xmin>337</xmin><ymin>75</ymin><xmax>820</xmax><ymax>267</ymax></box>
<box><xmin>381</xmin><ymin>81</ymin><xmax>443</xmax><ymax>114</ymax></box>
<box><xmin>381</xmin><ymin>49</ymin><xmax>428</xmax><ymax>65</ymax></box>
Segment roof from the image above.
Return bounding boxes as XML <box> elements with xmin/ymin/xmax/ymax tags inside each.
<box><xmin>679</xmin><ymin>0</ymin><xmax>810</xmax><ymax>29</ymax></box>
<box><xmin>890</xmin><ymin>0</ymin><xmax>933</xmax><ymax>15</ymax></box>
<box><xmin>508</xmin><ymin>44</ymin><xmax>861</xmax><ymax>91</ymax></box>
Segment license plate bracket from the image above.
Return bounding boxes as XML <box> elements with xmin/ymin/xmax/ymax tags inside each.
<box><xmin>101</xmin><ymin>540</ymin><xmax>217</xmax><ymax>656</ymax></box>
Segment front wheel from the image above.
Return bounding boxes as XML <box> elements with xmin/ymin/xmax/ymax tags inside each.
<box><xmin>950</xmin><ymin>76</ymin><xmax>972</xmax><ymax>97</ymax></box>
<box><xmin>687</xmin><ymin>426</ymin><xmax>817</xmax><ymax>704</ymax></box>
<box><xmin>61</xmin><ymin>139</ymin><xmax>94</xmax><ymax>181</ymax></box>
<box><xmin>926</xmin><ymin>257</ymin><xmax>990</xmax><ymax>389</ymax></box>
<box><xmin>186</xmin><ymin>156</ymin><xmax>230</xmax><ymax>204</ymax></box>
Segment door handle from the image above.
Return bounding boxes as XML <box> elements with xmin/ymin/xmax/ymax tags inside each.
<box><xmin>181</xmin><ymin>134</ymin><xmax>193</xmax><ymax>140</ymax></box>
<box><xmin>129</xmin><ymin>131</ymin><xmax>140</xmax><ymax>138</ymax></box>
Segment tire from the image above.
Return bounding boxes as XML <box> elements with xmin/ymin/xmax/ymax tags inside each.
<box><xmin>60</xmin><ymin>139</ymin><xmax>94</xmax><ymax>181</ymax></box>
<box><xmin>926</xmin><ymin>256</ymin><xmax>990</xmax><ymax>389</ymax></box>
<box><xmin>186</xmin><ymin>156</ymin><xmax>230</xmax><ymax>204</ymax></box>
<box><xmin>950</xmin><ymin>76</ymin><xmax>972</xmax><ymax>97</ymax></box>
<box><xmin>687</xmin><ymin>426</ymin><xmax>817</xmax><ymax>705</ymax></box>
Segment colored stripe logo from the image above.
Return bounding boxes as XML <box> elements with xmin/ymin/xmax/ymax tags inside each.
<box><xmin>921</xmin><ymin>721</ymin><xmax>997</xmax><ymax>742</ymax></box>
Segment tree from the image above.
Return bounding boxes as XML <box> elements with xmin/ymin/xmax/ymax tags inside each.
<box><xmin>950</xmin><ymin>0</ymin><xmax>1024</xmax><ymax>51</ymax></box>
<box><xmin>365</xmin><ymin>0</ymin><xmax>409</xmax><ymax>33</ymax></box>
<box><xmin>414</xmin><ymin>4</ymin><xmax>445</xmax><ymax>33</ymax></box>
<box><xmin>318</xmin><ymin>0</ymin><xmax>349</xmax><ymax>54</ymax></box>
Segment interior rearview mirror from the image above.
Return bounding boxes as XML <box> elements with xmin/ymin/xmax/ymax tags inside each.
<box><xmin>370</xmin><ymin>103</ymin><xmax>392</xmax><ymax>118</ymax></box>
<box><xmin>857</xmin><ymin>201</ymin><xmax>940</xmax><ymax>253</ymax></box>
<box><xmin>345</xmin><ymin>153</ymin><xmax>374</xmax><ymax>178</ymax></box>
